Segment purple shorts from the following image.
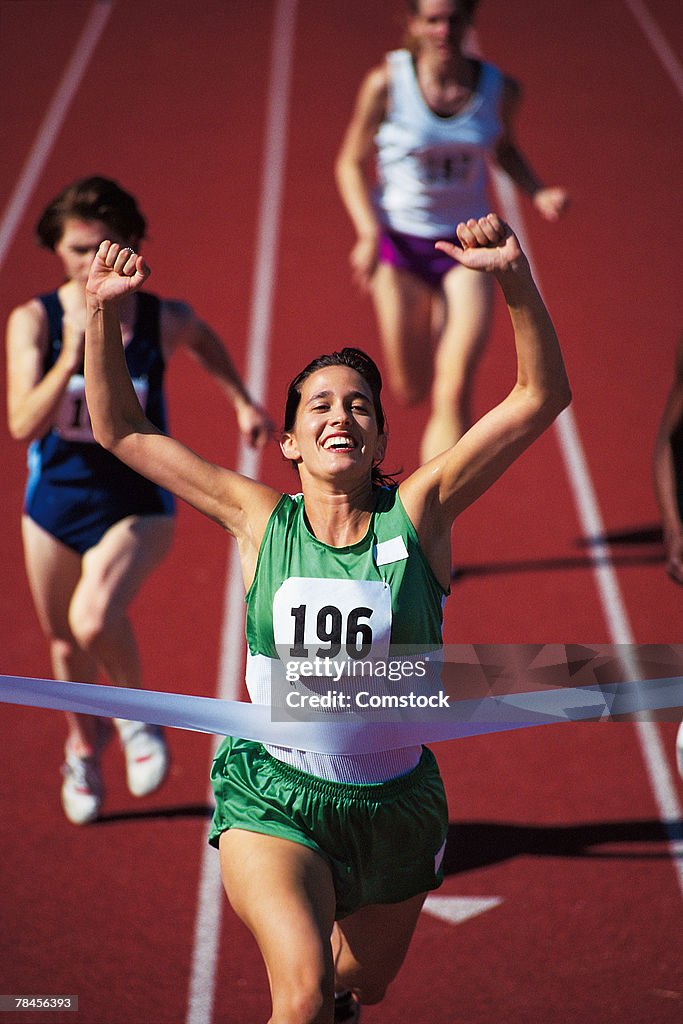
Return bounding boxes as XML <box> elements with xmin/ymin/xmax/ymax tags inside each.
<box><xmin>378</xmin><ymin>228</ymin><xmax>461</xmax><ymax>290</ymax></box>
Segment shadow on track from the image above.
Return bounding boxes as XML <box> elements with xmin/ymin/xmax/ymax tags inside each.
<box><xmin>443</xmin><ymin>817</ymin><xmax>683</xmax><ymax>876</ymax></box>
<box><xmin>93</xmin><ymin>803</ymin><xmax>214</xmax><ymax>825</ymax></box>
<box><xmin>453</xmin><ymin>522</ymin><xmax>664</xmax><ymax>582</ymax></box>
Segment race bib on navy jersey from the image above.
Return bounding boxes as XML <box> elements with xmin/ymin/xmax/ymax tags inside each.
<box><xmin>54</xmin><ymin>374</ymin><xmax>149</xmax><ymax>442</ymax></box>
<box><xmin>272</xmin><ymin>577</ymin><xmax>392</xmax><ymax>667</ymax></box>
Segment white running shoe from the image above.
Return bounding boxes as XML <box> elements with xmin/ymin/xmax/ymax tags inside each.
<box><xmin>115</xmin><ymin>720</ymin><xmax>169</xmax><ymax>797</ymax></box>
<box><xmin>676</xmin><ymin>721</ymin><xmax>683</xmax><ymax>780</ymax></box>
<box><xmin>61</xmin><ymin>748</ymin><xmax>104</xmax><ymax>825</ymax></box>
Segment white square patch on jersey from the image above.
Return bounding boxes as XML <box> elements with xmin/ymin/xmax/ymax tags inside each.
<box><xmin>374</xmin><ymin>535</ymin><xmax>408</xmax><ymax>566</ymax></box>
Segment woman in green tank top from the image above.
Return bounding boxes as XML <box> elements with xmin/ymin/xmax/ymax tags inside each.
<box><xmin>84</xmin><ymin>211</ymin><xmax>569</xmax><ymax>1023</ymax></box>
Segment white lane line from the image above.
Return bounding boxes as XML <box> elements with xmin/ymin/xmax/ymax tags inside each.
<box><xmin>0</xmin><ymin>0</ymin><xmax>114</xmax><ymax>272</ymax></box>
<box><xmin>625</xmin><ymin>0</ymin><xmax>683</xmax><ymax>101</ymax></box>
<box><xmin>184</xmin><ymin>3</ymin><xmax>298</xmax><ymax>1022</ymax></box>
<box><xmin>492</xmin><ymin>167</ymin><xmax>683</xmax><ymax>896</ymax></box>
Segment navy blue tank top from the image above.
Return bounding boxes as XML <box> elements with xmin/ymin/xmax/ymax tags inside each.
<box><xmin>26</xmin><ymin>290</ymin><xmax>174</xmax><ymax>517</ymax></box>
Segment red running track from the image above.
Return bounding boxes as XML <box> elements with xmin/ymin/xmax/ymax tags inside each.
<box><xmin>0</xmin><ymin>2</ymin><xmax>682</xmax><ymax>1022</ymax></box>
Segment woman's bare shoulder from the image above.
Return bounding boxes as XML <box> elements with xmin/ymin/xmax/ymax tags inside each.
<box><xmin>6</xmin><ymin>297</ymin><xmax>48</xmax><ymax>345</ymax></box>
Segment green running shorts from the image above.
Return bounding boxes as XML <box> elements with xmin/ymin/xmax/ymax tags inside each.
<box><xmin>209</xmin><ymin>736</ymin><xmax>448</xmax><ymax>919</ymax></box>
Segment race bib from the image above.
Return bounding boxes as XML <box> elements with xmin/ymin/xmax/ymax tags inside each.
<box><xmin>272</xmin><ymin>576</ymin><xmax>392</xmax><ymax>666</ymax></box>
<box><xmin>420</xmin><ymin>146</ymin><xmax>475</xmax><ymax>187</ymax></box>
<box><xmin>54</xmin><ymin>374</ymin><xmax>149</xmax><ymax>443</ymax></box>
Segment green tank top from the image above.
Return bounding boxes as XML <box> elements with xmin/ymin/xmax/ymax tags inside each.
<box><xmin>245</xmin><ymin>486</ymin><xmax>446</xmax><ymax>662</ymax></box>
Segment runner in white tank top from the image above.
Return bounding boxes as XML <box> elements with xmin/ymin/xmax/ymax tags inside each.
<box><xmin>336</xmin><ymin>0</ymin><xmax>570</xmax><ymax>463</ymax></box>
<box><xmin>375</xmin><ymin>48</ymin><xmax>503</xmax><ymax>238</ymax></box>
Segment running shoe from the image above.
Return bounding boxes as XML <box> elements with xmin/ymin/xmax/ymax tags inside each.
<box><xmin>61</xmin><ymin>747</ymin><xmax>104</xmax><ymax>825</ymax></box>
<box><xmin>676</xmin><ymin>721</ymin><xmax>683</xmax><ymax>780</ymax></box>
<box><xmin>115</xmin><ymin>719</ymin><xmax>169</xmax><ymax>797</ymax></box>
<box><xmin>334</xmin><ymin>990</ymin><xmax>361</xmax><ymax>1022</ymax></box>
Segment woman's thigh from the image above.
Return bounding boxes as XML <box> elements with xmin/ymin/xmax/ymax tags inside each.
<box><xmin>435</xmin><ymin>264</ymin><xmax>494</xmax><ymax>376</ymax></box>
<box><xmin>371</xmin><ymin>264</ymin><xmax>436</xmax><ymax>402</ymax></box>
<box><xmin>219</xmin><ymin>829</ymin><xmax>337</xmax><ymax>999</ymax></box>
<box><xmin>72</xmin><ymin>515</ymin><xmax>174</xmax><ymax>623</ymax></box>
<box><xmin>21</xmin><ymin>515</ymin><xmax>82</xmax><ymax>638</ymax></box>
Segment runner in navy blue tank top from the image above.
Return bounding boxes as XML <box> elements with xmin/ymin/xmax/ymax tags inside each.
<box><xmin>25</xmin><ymin>289</ymin><xmax>174</xmax><ymax>555</ymax></box>
<box><xmin>5</xmin><ymin>176</ymin><xmax>274</xmax><ymax>825</ymax></box>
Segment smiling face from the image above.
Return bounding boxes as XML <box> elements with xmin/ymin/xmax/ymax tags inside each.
<box><xmin>280</xmin><ymin>364</ymin><xmax>387</xmax><ymax>486</ymax></box>
<box><xmin>54</xmin><ymin>217</ymin><xmax>132</xmax><ymax>284</ymax></box>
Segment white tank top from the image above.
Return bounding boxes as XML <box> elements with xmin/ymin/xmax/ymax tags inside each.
<box><xmin>374</xmin><ymin>49</ymin><xmax>504</xmax><ymax>237</ymax></box>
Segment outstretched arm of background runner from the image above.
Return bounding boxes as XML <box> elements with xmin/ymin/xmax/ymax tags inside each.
<box><xmin>494</xmin><ymin>77</ymin><xmax>570</xmax><ymax>222</ymax></box>
<box><xmin>162</xmin><ymin>302</ymin><xmax>274</xmax><ymax>449</ymax></box>
<box><xmin>84</xmin><ymin>241</ymin><xmax>279</xmax><ymax>568</ymax></box>
<box><xmin>334</xmin><ymin>63</ymin><xmax>388</xmax><ymax>291</ymax></box>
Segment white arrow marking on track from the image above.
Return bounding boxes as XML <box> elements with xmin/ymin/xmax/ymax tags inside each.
<box><xmin>423</xmin><ymin>895</ymin><xmax>503</xmax><ymax>925</ymax></box>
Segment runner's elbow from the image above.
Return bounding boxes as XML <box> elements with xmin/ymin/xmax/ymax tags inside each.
<box><xmin>91</xmin><ymin>415</ymin><xmax>133</xmax><ymax>453</ymax></box>
<box><xmin>518</xmin><ymin>379</ymin><xmax>571</xmax><ymax>433</ymax></box>
<box><xmin>553</xmin><ymin>379</ymin><xmax>573</xmax><ymax>414</ymax></box>
<box><xmin>8</xmin><ymin>416</ymin><xmax>32</xmax><ymax>442</ymax></box>
<box><xmin>7</xmin><ymin>407</ymin><xmax>44</xmax><ymax>443</ymax></box>
<box><xmin>91</xmin><ymin>422</ymin><xmax>116</xmax><ymax>450</ymax></box>
<box><xmin>535</xmin><ymin>380</ymin><xmax>572</xmax><ymax>426</ymax></box>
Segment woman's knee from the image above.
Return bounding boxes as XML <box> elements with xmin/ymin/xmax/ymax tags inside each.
<box><xmin>49</xmin><ymin>634</ymin><xmax>81</xmax><ymax>666</ymax></box>
<box><xmin>429</xmin><ymin>372</ymin><xmax>474</xmax><ymax>424</ymax></box>
<box><xmin>268</xmin><ymin>957</ymin><xmax>335</xmax><ymax>1024</ymax></box>
<box><xmin>67</xmin><ymin>596</ymin><xmax>113</xmax><ymax>653</ymax></box>
<box><xmin>270</xmin><ymin>983</ymin><xmax>328</xmax><ymax>1024</ymax></box>
<box><xmin>387</xmin><ymin>366</ymin><xmax>430</xmax><ymax>406</ymax></box>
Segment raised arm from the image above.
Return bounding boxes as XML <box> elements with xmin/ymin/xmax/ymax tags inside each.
<box><xmin>6</xmin><ymin>299</ymin><xmax>84</xmax><ymax>442</ymax></box>
<box><xmin>400</xmin><ymin>214</ymin><xmax>571</xmax><ymax>583</ymax></box>
<box><xmin>653</xmin><ymin>335</ymin><xmax>683</xmax><ymax>583</ymax></box>
<box><xmin>84</xmin><ymin>241</ymin><xmax>279</xmax><ymax>582</ymax></box>
<box><xmin>334</xmin><ymin>64</ymin><xmax>388</xmax><ymax>291</ymax></box>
